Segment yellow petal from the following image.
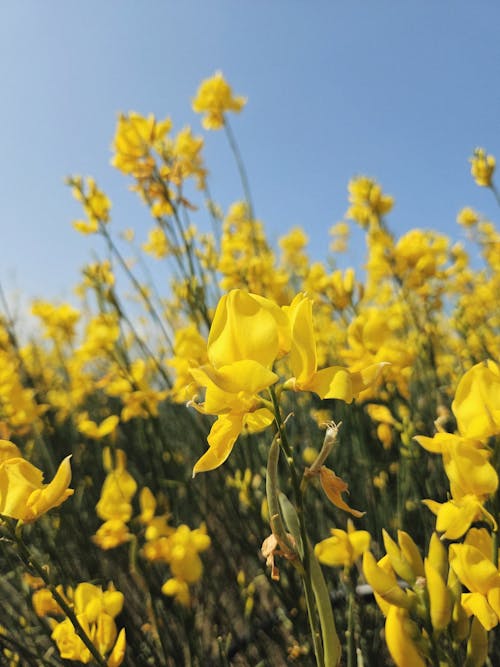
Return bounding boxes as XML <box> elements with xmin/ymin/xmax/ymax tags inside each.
<box><xmin>425</xmin><ymin>558</ymin><xmax>452</xmax><ymax>631</ymax></box>
<box><xmin>193</xmin><ymin>414</ymin><xmax>243</xmax><ymax>475</ymax></box>
<box><xmin>108</xmin><ymin>628</ymin><xmax>126</xmax><ymax>667</ymax></box>
<box><xmin>461</xmin><ymin>592</ymin><xmax>498</xmax><ymax>630</ymax></box>
<box><xmin>452</xmin><ymin>360</ymin><xmax>500</xmax><ymax>440</ymax></box>
<box><xmin>207</xmin><ymin>290</ymin><xmax>281</xmax><ymax>368</ymax></box>
<box><xmin>362</xmin><ymin>551</ymin><xmax>411</xmax><ymax>609</ymax></box>
<box><xmin>449</xmin><ymin>544</ymin><xmax>500</xmax><ymax>596</ymax></box>
<box><xmin>385</xmin><ymin>606</ymin><xmax>426</xmax><ymax>667</ymax></box>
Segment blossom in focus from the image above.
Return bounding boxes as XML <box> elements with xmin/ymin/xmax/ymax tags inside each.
<box><xmin>189</xmin><ymin>290</ymin><xmax>289</xmax><ymax>474</ymax></box>
<box><xmin>0</xmin><ymin>439</ymin><xmax>73</xmax><ymax>523</ymax></box>
<box><xmin>283</xmin><ymin>293</ymin><xmax>385</xmax><ymax>402</ymax></box>
<box><xmin>449</xmin><ymin>543</ymin><xmax>500</xmax><ymax>630</ymax></box>
<box><xmin>452</xmin><ymin>360</ymin><xmax>500</xmax><ymax>441</ymax></box>
<box><xmin>192</xmin><ymin>71</ymin><xmax>246</xmax><ymax>130</ymax></box>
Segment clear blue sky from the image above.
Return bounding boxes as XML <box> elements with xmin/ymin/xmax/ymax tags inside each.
<box><xmin>1</xmin><ymin>1</ymin><xmax>499</xmax><ymax>303</ymax></box>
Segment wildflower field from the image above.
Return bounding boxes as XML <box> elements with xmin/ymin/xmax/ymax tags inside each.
<box><xmin>1</xmin><ymin>73</ymin><xmax>499</xmax><ymax>667</ymax></box>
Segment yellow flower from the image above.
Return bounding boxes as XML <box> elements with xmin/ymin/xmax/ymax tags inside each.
<box><xmin>95</xmin><ymin>450</ymin><xmax>137</xmax><ymax>522</ymax></box>
<box><xmin>423</xmin><ymin>494</ymin><xmax>497</xmax><ymax>540</ymax></box>
<box><xmin>415</xmin><ymin>433</ymin><xmax>498</xmax><ymax>499</ymax></box>
<box><xmin>315</xmin><ymin>519</ymin><xmax>370</xmax><ymax>568</ymax></box>
<box><xmin>189</xmin><ymin>290</ymin><xmax>288</xmax><ymax>474</ymax></box>
<box><xmin>92</xmin><ymin>519</ymin><xmax>133</xmax><ymax>550</ymax></box>
<box><xmin>424</xmin><ymin>558</ymin><xmax>452</xmax><ymax>631</ymax></box>
<box><xmin>457</xmin><ymin>206</ymin><xmax>480</xmax><ymax>227</ymax></box>
<box><xmin>142</xmin><ymin>227</ymin><xmax>169</xmax><ymax>259</ymax></box>
<box><xmin>470</xmin><ymin>148</ymin><xmax>496</xmax><ymax>187</ymax></box>
<box><xmin>77</xmin><ymin>414</ymin><xmax>119</xmax><ymax>440</ymax></box>
<box><xmin>385</xmin><ymin>605</ymin><xmax>426</xmax><ymax>667</ymax></box>
<box><xmin>0</xmin><ymin>440</ymin><xmax>73</xmax><ymax>523</ymax></box>
<box><xmin>452</xmin><ymin>359</ymin><xmax>500</xmax><ymax>441</ymax></box>
<box><xmin>362</xmin><ymin>551</ymin><xmax>413</xmax><ymax>610</ymax></box>
<box><xmin>283</xmin><ymin>294</ymin><xmax>385</xmax><ymax>402</ymax></box>
<box><xmin>192</xmin><ymin>71</ymin><xmax>246</xmax><ymax>130</ymax></box>
<box><xmin>449</xmin><ymin>543</ymin><xmax>500</xmax><ymax>630</ymax></box>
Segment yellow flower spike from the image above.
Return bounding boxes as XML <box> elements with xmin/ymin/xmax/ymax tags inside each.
<box><xmin>382</xmin><ymin>529</ymin><xmax>417</xmax><ymax>585</ymax></box>
<box><xmin>362</xmin><ymin>551</ymin><xmax>412</xmax><ymax>610</ymax></box>
<box><xmin>427</xmin><ymin>532</ymin><xmax>448</xmax><ymax>582</ymax></box>
<box><xmin>470</xmin><ymin>148</ymin><xmax>496</xmax><ymax>187</ymax></box>
<box><xmin>192</xmin><ymin>71</ymin><xmax>246</xmax><ymax>130</ymax></box>
<box><xmin>319</xmin><ymin>467</ymin><xmax>365</xmax><ymax>517</ymax></box>
<box><xmin>424</xmin><ymin>558</ymin><xmax>452</xmax><ymax>631</ymax></box>
<box><xmin>452</xmin><ymin>360</ymin><xmax>500</xmax><ymax>440</ymax></box>
<box><xmin>465</xmin><ymin>616</ymin><xmax>488</xmax><ymax>667</ymax></box>
<box><xmin>107</xmin><ymin>628</ymin><xmax>126</xmax><ymax>667</ymax></box>
<box><xmin>397</xmin><ymin>531</ymin><xmax>425</xmax><ymax>579</ymax></box>
<box><xmin>385</xmin><ymin>605</ymin><xmax>426</xmax><ymax>667</ymax></box>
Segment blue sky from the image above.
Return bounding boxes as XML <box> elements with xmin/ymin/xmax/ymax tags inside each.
<box><xmin>1</xmin><ymin>1</ymin><xmax>499</xmax><ymax>303</ymax></box>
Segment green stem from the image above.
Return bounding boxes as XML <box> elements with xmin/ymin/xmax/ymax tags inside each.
<box><xmin>268</xmin><ymin>386</ymin><xmax>325</xmax><ymax>667</ymax></box>
<box><xmin>309</xmin><ymin>550</ymin><xmax>341</xmax><ymax>667</ymax></box>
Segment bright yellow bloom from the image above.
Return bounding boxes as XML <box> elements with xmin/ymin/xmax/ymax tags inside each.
<box><xmin>77</xmin><ymin>414</ymin><xmax>119</xmax><ymax>440</ymax></box>
<box><xmin>362</xmin><ymin>551</ymin><xmax>413</xmax><ymax>611</ymax></box>
<box><xmin>452</xmin><ymin>360</ymin><xmax>500</xmax><ymax>441</ymax></box>
<box><xmin>449</xmin><ymin>543</ymin><xmax>500</xmax><ymax>630</ymax></box>
<box><xmin>283</xmin><ymin>294</ymin><xmax>384</xmax><ymax>402</ymax></box>
<box><xmin>346</xmin><ymin>176</ymin><xmax>394</xmax><ymax>228</ymax></box>
<box><xmin>50</xmin><ymin>583</ymin><xmax>125</xmax><ymax>664</ymax></box>
<box><xmin>314</xmin><ymin>519</ymin><xmax>370</xmax><ymax>568</ymax></box>
<box><xmin>96</xmin><ymin>450</ymin><xmax>137</xmax><ymax>522</ymax></box>
<box><xmin>470</xmin><ymin>148</ymin><xmax>496</xmax><ymax>187</ymax></box>
<box><xmin>0</xmin><ymin>440</ymin><xmax>73</xmax><ymax>523</ymax></box>
<box><xmin>425</xmin><ymin>558</ymin><xmax>452</xmax><ymax>631</ymax></box>
<box><xmin>92</xmin><ymin>519</ymin><xmax>133</xmax><ymax>550</ymax></box>
<box><xmin>111</xmin><ymin>111</ymin><xmax>172</xmax><ymax>177</ymax></box>
<box><xmin>189</xmin><ymin>290</ymin><xmax>288</xmax><ymax>473</ymax></box>
<box><xmin>415</xmin><ymin>433</ymin><xmax>498</xmax><ymax>499</ymax></box>
<box><xmin>423</xmin><ymin>494</ymin><xmax>497</xmax><ymax>540</ymax></box>
<box><xmin>192</xmin><ymin>71</ymin><xmax>246</xmax><ymax>130</ymax></box>
<box><xmin>385</xmin><ymin>605</ymin><xmax>426</xmax><ymax>667</ymax></box>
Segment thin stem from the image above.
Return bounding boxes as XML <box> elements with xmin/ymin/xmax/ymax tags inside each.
<box><xmin>223</xmin><ymin>117</ymin><xmax>255</xmax><ymax>222</ymax></box>
<box><xmin>268</xmin><ymin>386</ymin><xmax>325</xmax><ymax>667</ymax></box>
